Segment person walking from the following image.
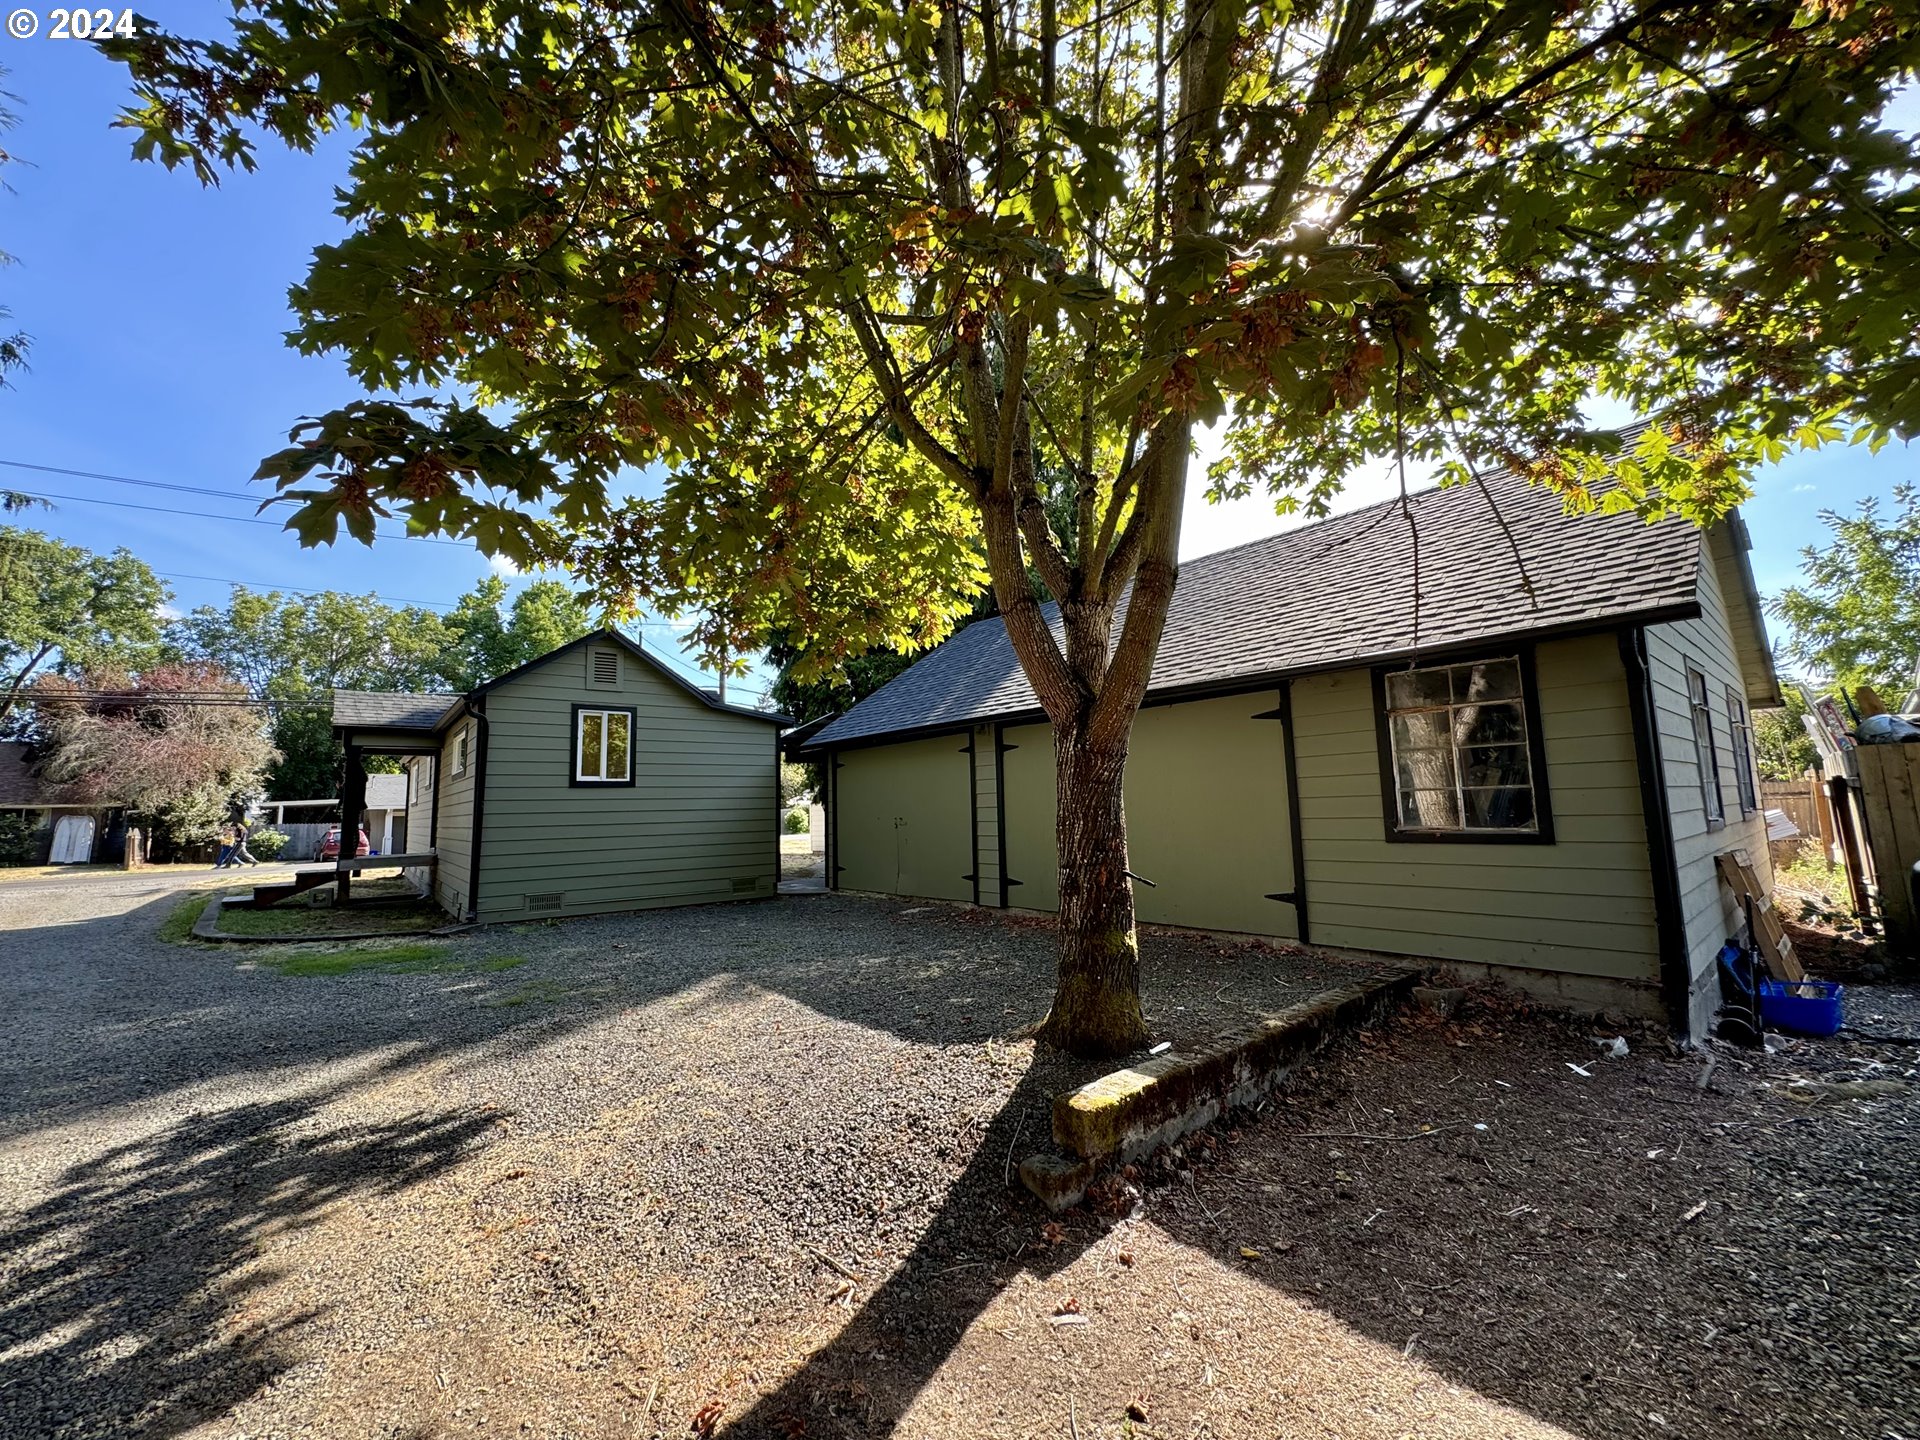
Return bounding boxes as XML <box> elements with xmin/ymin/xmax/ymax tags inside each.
<box><xmin>212</xmin><ymin>822</ymin><xmax>237</xmax><ymax>869</ymax></box>
<box><xmin>231</xmin><ymin>819</ymin><xmax>261</xmax><ymax>867</ymax></box>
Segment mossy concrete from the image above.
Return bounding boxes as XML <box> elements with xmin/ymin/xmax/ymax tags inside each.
<box><xmin>1020</xmin><ymin>969</ymin><xmax>1419</xmax><ymax>1209</ymax></box>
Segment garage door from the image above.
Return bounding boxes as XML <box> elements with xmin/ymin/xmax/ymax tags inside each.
<box><xmin>834</xmin><ymin>735</ymin><xmax>973</xmax><ymax>902</ymax></box>
<box><xmin>1000</xmin><ymin>694</ymin><xmax>1298</xmax><ymax>938</ymax></box>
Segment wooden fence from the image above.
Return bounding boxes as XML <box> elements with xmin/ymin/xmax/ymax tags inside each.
<box><xmin>1760</xmin><ymin>772</ymin><xmax>1829</xmax><ymax>867</ymax></box>
<box><xmin>1856</xmin><ymin>744</ymin><xmax>1920</xmax><ymax>954</ymax></box>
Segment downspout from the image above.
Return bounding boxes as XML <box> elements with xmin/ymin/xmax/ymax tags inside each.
<box><xmin>466</xmin><ymin>696</ymin><xmax>490</xmax><ymax>924</ymax></box>
<box><xmin>1619</xmin><ymin>627</ymin><xmax>1692</xmax><ymax>1035</ymax></box>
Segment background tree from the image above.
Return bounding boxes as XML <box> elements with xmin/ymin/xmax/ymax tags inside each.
<box><xmin>1</xmin><ymin>71</ymin><xmax>30</xmax><ymax>399</ymax></box>
<box><xmin>1773</xmin><ymin>484</ymin><xmax>1920</xmax><ymax>702</ymax></box>
<box><xmin>434</xmin><ymin>575</ymin><xmax>594</xmax><ymax>691</ymax></box>
<box><xmin>115</xmin><ymin>0</ymin><xmax>1920</xmax><ymax>1053</ymax></box>
<box><xmin>0</xmin><ymin>527</ymin><xmax>169</xmax><ymax>725</ymax></box>
<box><xmin>31</xmin><ymin>663</ymin><xmax>277</xmax><ymax>852</ymax></box>
<box><xmin>171</xmin><ymin>585</ymin><xmax>453</xmax><ymax>797</ymax></box>
<box><xmin>1754</xmin><ymin>688</ymin><xmax>1820</xmax><ymax>781</ymax></box>
<box><xmin>171</xmin><ymin>576</ymin><xmax>593</xmax><ymax>796</ymax></box>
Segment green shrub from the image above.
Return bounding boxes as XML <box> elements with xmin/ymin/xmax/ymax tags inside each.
<box><xmin>0</xmin><ymin>813</ymin><xmax>40</xmax><ymax>866</ymax></box>
<box><xmin>782</xmin><ymin>807</ymin><xmax>809</xmax><ymax>834</ymax></box>
<box><xmin>247</xmin><ymin>827</ymin><xmax>291</xmax><ymax>860</ymax></box>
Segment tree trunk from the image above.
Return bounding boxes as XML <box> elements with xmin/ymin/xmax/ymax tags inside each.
<box><xmin>1035</xmin><ymin>722</ymin><xmax>1149</xmax><ymax>1056</ymax></box>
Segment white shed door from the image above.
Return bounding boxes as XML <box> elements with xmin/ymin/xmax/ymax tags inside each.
<box><xmin>50</xmin><ymin>815</ymin><xmax>95</xmax><ymax>864</ymax></box>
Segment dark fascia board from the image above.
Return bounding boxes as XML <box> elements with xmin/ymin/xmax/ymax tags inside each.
<box><xmin>1714</xmin><ymin>515</ymin><xmax>1785</xmax><ymax>710</ymax></box>
<box><xmin>333</xmin><ymin>725</ymin><xmax>449</xmax><ymax>754</ymax></box>
<box><xmin>459</xmin><ymin>627</ymin><xmax>792</xmax><ymax>727</ymax></box>
<box><xmin>778</xmin><ymin>712</ymin><xmax>840</xmax><ymax>756</ymax></box>
<box><xmin>797</xmin><ymin>601</ymin><xmax>1705</xmax><ymax>756</ymax></box>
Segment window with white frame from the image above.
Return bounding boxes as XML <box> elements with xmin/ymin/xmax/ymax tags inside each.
<box><xmin>451</xmin><ymin>723</ymin><xmax>471</xmax><ymax>778</ymax></box>
<box><xmin>575</xmin><ymin>707</ymin><xmax>633</xmax><ymax>784</ymax></box>
<box><xmin>1686</xmin><ymin>665</ymin><xmax>1724</xmax><ymax>826</ymax></box>
<box><xmin>1726</xmin><ymin>686</ymin><xmax>1758</xmax><ymax>814</ymax></box>
<box><xmin>1381</xmin><ymin>656</ymin><xmax>1542</xmax><ymax>835</ymax></box>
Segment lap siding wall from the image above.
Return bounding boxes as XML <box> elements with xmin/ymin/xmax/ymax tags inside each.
<box><xmin>1642</xmin><ymin>528</ymin><xmax>1773</xmax><ymax>1037</ymax></box>
<box><xmin>1292</xmin><ymin>633</ymin><xmax>1659</xmax><ymax>983</ymax></box>
<box><xmin>475</xmin><ymin>645</ymin><xmax>777</xmax><ymax>921</ymax></box>
<box><xmin>829</xmin><ymin>631</ymin><xmax>1669</xmax><ymax>992</ymax></box>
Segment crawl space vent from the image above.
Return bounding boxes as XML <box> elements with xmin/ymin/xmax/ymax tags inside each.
<box><xmin>525</xmin><ymin>892</ymin><xmax>565</xmax><ymax>915</ymax></box>
<box><xmin>590</xmin><ymin>649</ymin><xmax>619</xmax><ymax>686</ymax></box>
<box><xmin>731</xmin><ymin>876</ymin><xmax>760</xmax><ymax>895</ymax></box>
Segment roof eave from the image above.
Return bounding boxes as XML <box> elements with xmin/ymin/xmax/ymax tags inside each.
<box><xmin>801</xmin><ymin>601</ymin><xmax>1706</xmax><ymax>753</ymax></box>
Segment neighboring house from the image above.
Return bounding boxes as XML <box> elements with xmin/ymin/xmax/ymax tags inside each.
<box><xmin>332</xmin><ymin>628</ymin><xmax>788</xmax><ymax>922</ymax></box>
<box><xmin>0</xmin><ymin>741</ymin><xmax>122</xmax><ymax>864</ymax></box>
<box><xmin>795</xmin><ymin>474</ymin><xmax>1782</xmax><ymax>1040</ymax></box>
<box><xmin>261</xmin><ymin>773</ymin><xmax>411</xmax><ymax>858</ymax></box>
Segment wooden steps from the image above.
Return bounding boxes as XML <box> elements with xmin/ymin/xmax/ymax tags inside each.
<box><xmin>235</xmin><ymin>868</ymin><xmax>338</xmax><ymax>910</ymax></box>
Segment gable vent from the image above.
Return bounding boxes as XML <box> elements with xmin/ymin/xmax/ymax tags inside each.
<box><xmin>525</xmin><ymin>891</ymin><xmax>565</xmax><ymax>915</ymax></box>
<box><xmin>590</xmin><ymin>649</ymin><xmax>620</xmax><ymax>687</ymax></box>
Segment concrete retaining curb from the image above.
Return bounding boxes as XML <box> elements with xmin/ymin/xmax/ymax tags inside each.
<box><xmin>1020</xmin><ymin>968</ymin><xmax>1420</xmax><ymax>1210</ymax></box>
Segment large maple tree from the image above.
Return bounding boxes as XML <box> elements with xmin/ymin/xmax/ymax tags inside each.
<box><xmin>111</xmin><ymin>0</ymin><xmax>1920</xmax><ymax>1052</ymax></box>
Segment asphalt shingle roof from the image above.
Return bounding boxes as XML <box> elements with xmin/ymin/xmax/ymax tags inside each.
<box><xmin>330</xmin><ymin>691</ymin><xmax>462</xmax><ymax>731</ymax></box>
<box><xmin>811</xmin><ymin>472</ymin><xmax>1707</xmax><ymax>749</ymax></box>
<box><xmin>0</xmin><ymin>742</ymin><xmax>49</xmax><ymax>806</ymax></box>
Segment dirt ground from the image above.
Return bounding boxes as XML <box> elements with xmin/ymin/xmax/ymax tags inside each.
<box><xmin>2</xmin><ymin>878</ymin><xmax>1914</xmax><ymax>1440</ymax></box>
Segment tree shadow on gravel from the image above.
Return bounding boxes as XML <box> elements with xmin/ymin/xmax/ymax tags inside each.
<box><xmin>717</xmin><ymin>1065</ymin><xmax>1106</xmax><ymax>1440</ymax></box>
<box><xmin>0</xmin><ymin>888</ymin><xmax>1382</xmax><ymax>1437</ymax></box>
<box><xmin>0</xmin><ymin>1091</ymin><xmax>496</xmax><ymax>1440</ymax></box>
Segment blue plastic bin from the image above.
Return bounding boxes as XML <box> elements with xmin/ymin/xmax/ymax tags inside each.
<box><xmin>1758</xmin><ymin>979</ymin><xmax>1844</xmax><ymax>1037</ymax></box>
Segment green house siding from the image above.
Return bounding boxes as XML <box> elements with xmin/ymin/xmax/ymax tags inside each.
<box><xmin>1293</xmin><ymin>633</ymin><xmax>1660</xmax><ymax>981</ymax></box>
<box><xmin>431</xmin><ymin>719</ymin><xmax>479</xmax><ymax>917</ymax></box>
<box><xmin>473</xmin><ymin>643</ymin><xmax>776</xmax><ymax>921</ymax></box>
<box><xmin>835</xmin><ymin>732</ymin><xmax>973</xmax><ymax>902</ymax></box>
<box><xmin>1643</xmin><ymin>528</ymin><xmax>1773</xmax><ymax>1037</ymax></box>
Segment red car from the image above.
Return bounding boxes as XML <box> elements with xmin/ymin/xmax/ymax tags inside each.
<box><xmin>318</xmin><ymin>826</ymin><xmax>372</xmax><ymax>861</ymax></box>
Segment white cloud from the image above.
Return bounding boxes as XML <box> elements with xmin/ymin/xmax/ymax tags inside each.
<box><xmin>156</xmin><ymin>602</ymin><xmax>183</xmax><ymax>621</ymax></box>
<box><xmin>488</xmin><ymin>552</ymin><xmax>522</xmax><ymax>577</ymax></box>
<box><xmin>1792</xmin><ymin>484</ymin><xmax>1817</xmax><ymax>494</ymax></box>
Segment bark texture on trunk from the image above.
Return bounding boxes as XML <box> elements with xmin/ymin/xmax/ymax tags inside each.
<box><xmin>1034</xmin><ymin>723</ymin><xmax>1149</xmax><ymax>1056</ymax></box>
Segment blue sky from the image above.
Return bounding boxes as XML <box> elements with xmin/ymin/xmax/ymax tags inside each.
<box><xmin>2</xmin><ymin>13</ymin><xmax>1913</xmax><ymax>697</ymax></box>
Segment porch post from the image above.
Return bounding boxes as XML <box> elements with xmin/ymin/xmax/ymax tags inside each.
<box><xmin>339</xmin><ymin>743</ymin><xmax>367</xmax><ymax>904</ymax></box>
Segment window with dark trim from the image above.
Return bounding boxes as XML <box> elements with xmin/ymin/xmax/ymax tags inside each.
<box><xmin>574</xmin><ymin>706</ymin><xmax>633</xmax><ymax>784</ymax></box>
<box><xmin>1726</xmin><ymin>686</ymin><xmax>1758</xmax><ymax>815</ymax></box>
<box><xmin>1378</xmin><ymin>655</ymin><xmax>1548</xmax><ymax>839</ymax></box>
<box><xmin>1686</xmin><ymin>664</ymin><xmax>1724</xmax><ymax>827</ymax></box>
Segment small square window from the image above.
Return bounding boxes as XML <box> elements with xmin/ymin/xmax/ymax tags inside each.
<box><xmin>1379</xmin><ymin>655</ymin><xmax>1546</xmax><ymax>839</ymax></box>
<box><xmin>575</xmin><ymin>707</ymin><xmax>633</xmax><ymax>784</ymax></box>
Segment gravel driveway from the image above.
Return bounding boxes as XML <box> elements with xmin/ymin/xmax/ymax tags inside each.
<box><xmin>1</xmin><ymin>877</ymin><xmax>1913</xmax><ymax>1440</ymax></box>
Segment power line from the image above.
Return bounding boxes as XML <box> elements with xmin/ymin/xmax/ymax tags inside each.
<box><xmin>0</xmin><ymin>456</ymin><xmax>292</xmax><ymax>504</ymax></box>
<box><xmin>154</xmin><ymin>569</ymin><xmax>458</xmax><ymax>611</ymax></box>
<box><xmin>8</xmin><ymin>486</ymin><xmax>476</xmax><ymax>547</ymax></box>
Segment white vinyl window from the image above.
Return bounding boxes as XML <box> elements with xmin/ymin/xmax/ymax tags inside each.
<box><xmin>451</xmin><ymin>724</ymin><xmax>471</xmax><ymax>778</ymax></box>
<box><xmin>575</xmin><ymin>708</ymin><xmax>632</xmax><ymax>783</ymax></box>
<box><xmin>1687</xmin><ymin>665</ymin><xmax>1724</xmax><ymax>827</ymax></box>
<box><xmin>1383</xmin><ymin>656</ymin><xmax>1540</xmax><ymax>834</ymax></box>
